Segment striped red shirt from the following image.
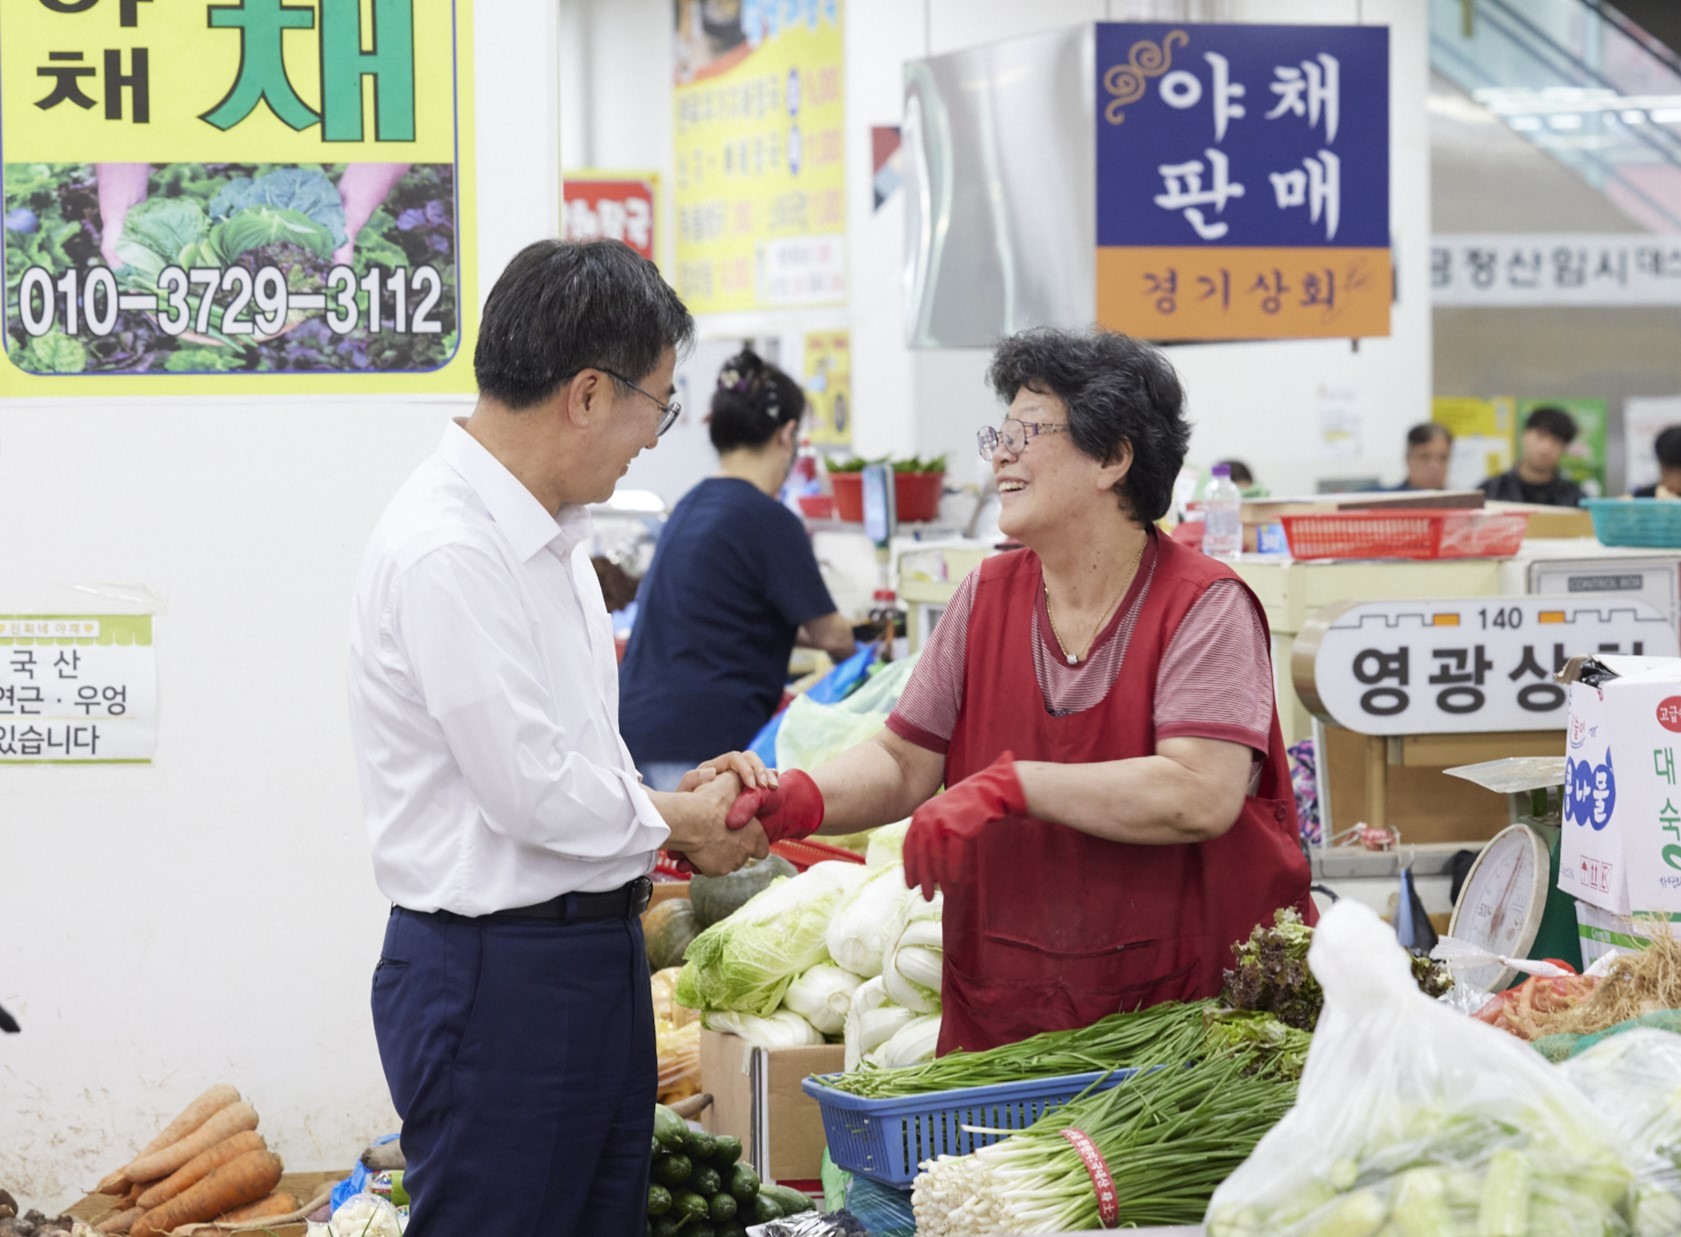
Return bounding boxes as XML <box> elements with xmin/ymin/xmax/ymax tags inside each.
<box><xmin>888</xmin><ymin>541</ymin><xmax>1274</xmax><ymax>757</ymax></box>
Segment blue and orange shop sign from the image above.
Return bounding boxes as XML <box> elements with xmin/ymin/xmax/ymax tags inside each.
<box><xmin>1095</xmin><ymin>23</ymin><xmax>1390</xmax><ymax>341</ymax></box>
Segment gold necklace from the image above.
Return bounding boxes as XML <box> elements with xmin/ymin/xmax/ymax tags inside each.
<box><xmin>1044</xmin><ymin>539</ymin><xmax>1145</xmax><ymax>666</ymax></box>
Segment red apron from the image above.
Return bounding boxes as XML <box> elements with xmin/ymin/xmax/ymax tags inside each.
<box><xmin>938</xmin><ymin>534</ymin><xmax>1316</xmax><ymax>1054</ymax></box>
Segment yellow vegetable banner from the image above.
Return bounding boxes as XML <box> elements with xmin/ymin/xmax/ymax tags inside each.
<box><xmin>673</xmin><ymin>0</ymin><xmax>846</xmax><ymax>315</ymax></box>
<box><xmin>0</xmin><ymin>0</ymin><xmax>477</xmax><ymax>395</ymax></box>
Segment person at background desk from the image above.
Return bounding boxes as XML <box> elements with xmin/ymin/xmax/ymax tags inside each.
<box><xmin>727</xmin><ymin>327</ymin><xmax>1315</xmax><ymax>1052</ymax></box>
<box><xmin>620</xmin><ymin>349</ymin><xmax>858</xmax><ymax>792</ymax></box>
<box><xmin>1392</xmin><ymin>423</ymin><xmax>1452</xmax><ymax>491</ymax></box>
<box><xmin>1632</xmin><ymin>426</ymin><xmax>1681</xmax><ymax>499</ymax></box>
<box><xmin>347</xmin><ymin>240</ymin><xmax>771</xmax><ymax>1237</ymax></box>
<box><xmin>1479</xmin><ymin>406</ymin><xmax>1583</xmax><ymax>507</ymax></box>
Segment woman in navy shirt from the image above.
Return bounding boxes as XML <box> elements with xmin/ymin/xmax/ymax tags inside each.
<box><xmin>620</xmin><ymin>350</ymin><xmax>857</xmax><ymax>790</ymax></box>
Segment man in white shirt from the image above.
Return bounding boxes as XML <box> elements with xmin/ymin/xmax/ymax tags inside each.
<box><xmin>348</xmin><ymin>239</ymin><xmax>771</xmax><ymax>1237</ymax></box>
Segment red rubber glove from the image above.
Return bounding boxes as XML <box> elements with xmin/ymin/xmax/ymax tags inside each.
<box><xmin>725</xmin><ymin>769</ymin><xmax>825</xmax><ymax>844</ymax></box>
<box><xmin>903</xmin><ymin>753</ymin><xmax>1026</xmax><ymax>900</ymax></box>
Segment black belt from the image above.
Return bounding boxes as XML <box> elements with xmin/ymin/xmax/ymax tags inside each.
<box><xmin>416</xmin><ymin>877</ymin><xmax>653</xmax><ymax>924</ymax></box>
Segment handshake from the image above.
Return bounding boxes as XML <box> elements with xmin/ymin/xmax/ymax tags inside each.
<box><xmin>653</xmin><ymin>753</ymin><xmax>825</xmax><ymax>878</ymax></box>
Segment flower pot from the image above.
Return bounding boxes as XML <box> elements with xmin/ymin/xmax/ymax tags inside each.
<box><xmin>829</xmin><ymin>472</ymin><xmax>945</xmax><ymax>524</ymax></box>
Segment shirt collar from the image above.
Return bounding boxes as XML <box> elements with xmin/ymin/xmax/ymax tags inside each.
<box><xmin>438</xmin><ymin>420</ymin><xmax>593</xmax><ymax>562</ymax></box>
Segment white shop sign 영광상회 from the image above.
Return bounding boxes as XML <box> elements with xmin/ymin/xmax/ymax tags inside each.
<box><xmin>1294</xmin><ymin>597</ymin><xmax>1680</xmax><ymax>737</ymax></box>
<box><xmin>0</xmin><ymin>615</ymin><xmax>156</xmax><ymax>762</ymax></box>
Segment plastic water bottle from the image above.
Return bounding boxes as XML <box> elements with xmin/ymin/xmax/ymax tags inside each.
<box><xmin>1202</xmin><ymin>464</ymin><xmax>1244</xmax><ymax>560</ymax></box>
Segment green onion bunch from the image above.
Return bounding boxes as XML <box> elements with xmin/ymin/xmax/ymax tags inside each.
<box><xmin>912</xmin><ymin>1052</ymin><xmax>1298</xmax><ymax>1235</ymax></box>
<box><xmin>815</xmin><ymin>1000</ymin><xmax>1215</xmax><ymax>1099</ymax></box>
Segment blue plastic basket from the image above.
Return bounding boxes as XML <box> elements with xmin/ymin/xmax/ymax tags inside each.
<box><xmin>843</xmin><ymin>1174</ymin><xmax>916</xmax><ymax>1236</ymax></box>
<box><xmin>801</xmin><ymin>1069</ymin><xmax>1132</xmax><ymax>1188</ymax></box>
<box><xmin>1584</xmin><ymin>499</ymin><xmax>1681</xmax><ymax>549</ymax></box>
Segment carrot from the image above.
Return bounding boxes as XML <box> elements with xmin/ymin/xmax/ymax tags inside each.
<box><xmin>94</xmin><ymin>1206</ymin><xmax>143</xmax><ymax>1233</ymax></box>
<box><xmin>135</xmin><ymin>1086</ymin><xmax>243</xmax><ymax>1163</ymax></box>
<box><xmin>136</xmin><ymin>1131</ymin><xmax>267</xmax><ymax>1211</ymax></box>
<box><xmin>122</xmin><ymin>1182</ymin><xmax>145</xmax><ymax>1207</ymax></box>
<box><xmin>213</xmin><ymin>1192</ymin><xmax>298</xmax><ymax>1224</ymax></box>
<box><xmin>130</xmin><ymin>1149</ymin><xmax>283</xmax><ymax>1237</ymax></box>
<box><xmin>124</xmin><ymin>1102</ymin><xmax>258</xmax><ymax>1184</ymax></box>
<box><xmin>96</xmin><ymin>1169</ymin><xmax>132</xmax><ymax>1197</ymax></box>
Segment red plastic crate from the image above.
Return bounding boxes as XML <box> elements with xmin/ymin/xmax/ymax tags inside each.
<box><xmin>1280</xmin><ymin>509</ymin><xmax>1528</xmax><ymax>561</ymax></box>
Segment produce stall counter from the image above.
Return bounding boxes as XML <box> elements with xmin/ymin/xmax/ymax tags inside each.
<box><xmin>66</xmin><ymin>1172</ymin><xmax>343</xmax><ymax>1236</ymax></box>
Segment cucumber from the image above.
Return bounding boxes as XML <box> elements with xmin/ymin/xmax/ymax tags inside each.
<box><xmin>674</xmin><ymin>1188</ymin><xmax>712</xmax><ymax>1225</ymax></box>
<box><xmin>691</xmin><ymin>1166</ymin><xmax>722</xmax><ymax>1197</ymax></box>
<box><xmin>647</xmin><ymin>1184</ymin><xmax>672</xmax><ymax>1217</ymax></box>
<box><xmin>750</xmin><ymin>1193</ymin><xmax>783</xmax><ymax>1225</ymax></box>
<box><xmin>710</xmin><ymin>1192</ymin><xmax>738</xmax><ymax>1222</ymax></box>
<box><xmin>690</xmin><ymin>1225</ymin><xmax>717</xmax><ymax>1237</ymax></box>
<box><xmin>652</xmin><ymin>1152</ymin><xmax>693</xmax><ymax>1189</ymax></box>
<box><xmin>759</xmin><ymin>1184</ymin><xmax>815</xmax><ymax>1215</ymax></box>
<box><xmin>727</xmin><ymin>1162</ymin><xmax>760</xmax><ymax>1201</ymax></box>
<box><xmin>711</xmin><ymin>1134</ymin><xmax>743</xmax><ymax>1167</ymax></box>
<box><xmin>650</xmin><ymin>1135</ymin><xmax>661</xmax><ymax>1158</ymax></box>
<box><xmin>653</xmin><ymin>1104</ymin><xmax>689</xmax><ymax>1151</ymax></box>
<box><xmin>716</xmin><ymin>1225</ymin><xmax>748</xmax><ymax>1237</ymax></box>
<box><xmin>650</xmin><ymin>1216</ymin><xmax>683</xmax><ymax>1237</ymax></box>
<box><xmin>685</xmin><ymin>1129</ymin><xmax>717</xmax><ymax>1163</ymax></box>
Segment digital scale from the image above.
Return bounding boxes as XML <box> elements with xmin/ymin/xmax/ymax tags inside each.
<box><xmin>1443</xmin><ymin>758</ymin><xmax>1583</xmax><ymax>991</ymax></box>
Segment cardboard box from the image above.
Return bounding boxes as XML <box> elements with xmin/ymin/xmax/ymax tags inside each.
<box><xmin>1560</xmin><ymin>655</ymin><xmax>1681</xmax><ymax>915</ymax></box>
<box><xmin>67</xmin><ymin>1170</ymin><xmax>343</xmax><ymax>1235</ymax></box>
<box><xmin>699</xmin><ymin>1028</ymin><xmax>844</xmax><ymax>1186</ymax></box>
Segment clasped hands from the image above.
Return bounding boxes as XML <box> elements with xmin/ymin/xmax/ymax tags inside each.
<box><xmin>661</xmin><ymin>750</ymin><xmax>1025</xmax><ymax>897</ymax></box>
<box><xmin>657</xmin><ymin>752</ymin><xmax>824</xmax><ymax>877</ymax></box>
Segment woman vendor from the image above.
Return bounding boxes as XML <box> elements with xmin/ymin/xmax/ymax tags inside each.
<box><xmin>620</xmin><ymin>349</ymin><xmax>858</xmax><ymax>791</ymax></box>
<box><xmin>730</xmin><ymin>327</ymin><xmax>1315</xmax><ymax>1053</ymax></box>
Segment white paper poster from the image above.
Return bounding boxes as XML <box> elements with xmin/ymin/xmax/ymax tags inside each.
<box><xmin>1625</xmin><ymin>396</ymin><xmax>1681</xmax><ymax>494</ymax></box>
<box><xmin>0</xmin><ymin>615</ymin><xmax>156</xmax><ymax>762</ymax></box>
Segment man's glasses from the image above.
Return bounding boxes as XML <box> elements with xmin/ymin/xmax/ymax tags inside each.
<box><xmin>601</xmin><ymin>367</ymin><xmax>681</xmax><ymax>436</ymax></box>
<box><xmin>977</xmin><ymin>418</ymin><xmax>1071</xmax><ymax>461</ymax></box>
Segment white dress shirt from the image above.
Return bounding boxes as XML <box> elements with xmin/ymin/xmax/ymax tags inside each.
<box><xmin>348</xmin><ymin>420</ymin><xmax>670</xmax><ymax>915</ymax></box>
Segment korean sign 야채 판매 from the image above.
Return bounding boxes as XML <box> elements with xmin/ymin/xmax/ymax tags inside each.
<box><xmin>672</xmin><ymin>0</ymin><xmax>845</xmax><ymax>315</ymax></box>
<box><xmin>1094</xmin><ymin>22</ymin><xmax>1389</xmax><ymax>341</ymax></box>
<box><xmin>1297</xmin><ymin>597</ymin><xmax>1680</xmax><ymax>738</ymax></box>
<box><xmin>0</xmin><ymin>615</ymin><xmax>156</xmax><ymax>762</ymax></box>
<box><xmin>0</xmin><ymin>0</ymin><xmax>476</xmax><ymax>395</ymax></box>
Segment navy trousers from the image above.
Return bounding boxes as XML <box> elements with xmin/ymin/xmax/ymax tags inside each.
<box><xmin>371</xmin><ymin>906</ymin><xmax>656</xmax><ymax>1237</ymax></box>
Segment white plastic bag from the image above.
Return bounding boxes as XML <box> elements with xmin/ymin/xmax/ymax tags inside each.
<box><xmin>1562</xmin><ymin>1029</ymin><xmax>1681</xmax><ymax>1235</ymax></box>
<box><xmin>1206</xmin><ymin>900</ymin><xmax>1638</xmax><ymax>1237</ymax></box>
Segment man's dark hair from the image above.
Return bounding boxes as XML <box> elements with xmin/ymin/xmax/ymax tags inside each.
<box><xmin>987</xmin><ymin>327</ymin><xmax>1190</xmax><ymax>522</ymax></box>
<box><xmin>1655</xmin><ymin>426</ymin><xmax>1681</xmax><ymax>469</ymax></box>
<box><xmin>1407</xmin><ymin>422</ymin><xmax>1452</xmax><ymax>448</ymax></box>
<box><xmin>473</xmin><ymin>239</ymin><xmax>695</xmax><ymax>410</ymax></box>
<box><xmin>1214</xmin><ymin>459</ymin><xmax>1254</xmax><ymax>486</ymax></box>
<box><xmin>1525</xmin><ymin>406</ymin><xmax>1579</xmax><ymax>446</ymax></box>
<box><xmin>709</xmin><ymin>349</ymin><xmax>806</xmax><ymax>452</ymax></box>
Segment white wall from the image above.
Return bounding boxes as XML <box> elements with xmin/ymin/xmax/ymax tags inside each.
<box><xmin>574</xmin><ymin>0</ymin><xmax>1431</xmax><ymax>510</ymax></box>
<box><xmin>0</xmin><ymin>1</ymin><xmax>561</xmax><ymax>1204</ymax></box>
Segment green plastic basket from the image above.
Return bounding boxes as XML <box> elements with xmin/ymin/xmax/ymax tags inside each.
<box><xmin>1584</xmin><ymin>499</ymin><xmax>1681</xmax><ymax>549</ymax></box>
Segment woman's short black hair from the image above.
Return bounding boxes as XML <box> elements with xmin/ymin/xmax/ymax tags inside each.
<box><xmin>1407</xmin><ymin>422</ymin><xmax>1452</xmax><ymax>448</ymax></box>
<box><xmin>709</xmin><ymin>349</ymin><xmax>805</xmax><ymax>452</ymax></box>
<box><xmin>473</xmin><ymin>238</ymin><xmax>694</xmax><ymax>410</ymax></box>
<box><xmin>987</xmin><ymin>327</ymin><xmax>1190</xmax><ymax>522</ymax></box>
<box><xmin>1525</xmin><ymin>405</ymin><xmax>1579</xmax><ymax>446</ymax></box>
<box><xmin>1655</xmin><ymin>426</ymin><xmax>1681</xmax><ymax>469</ymax></box>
